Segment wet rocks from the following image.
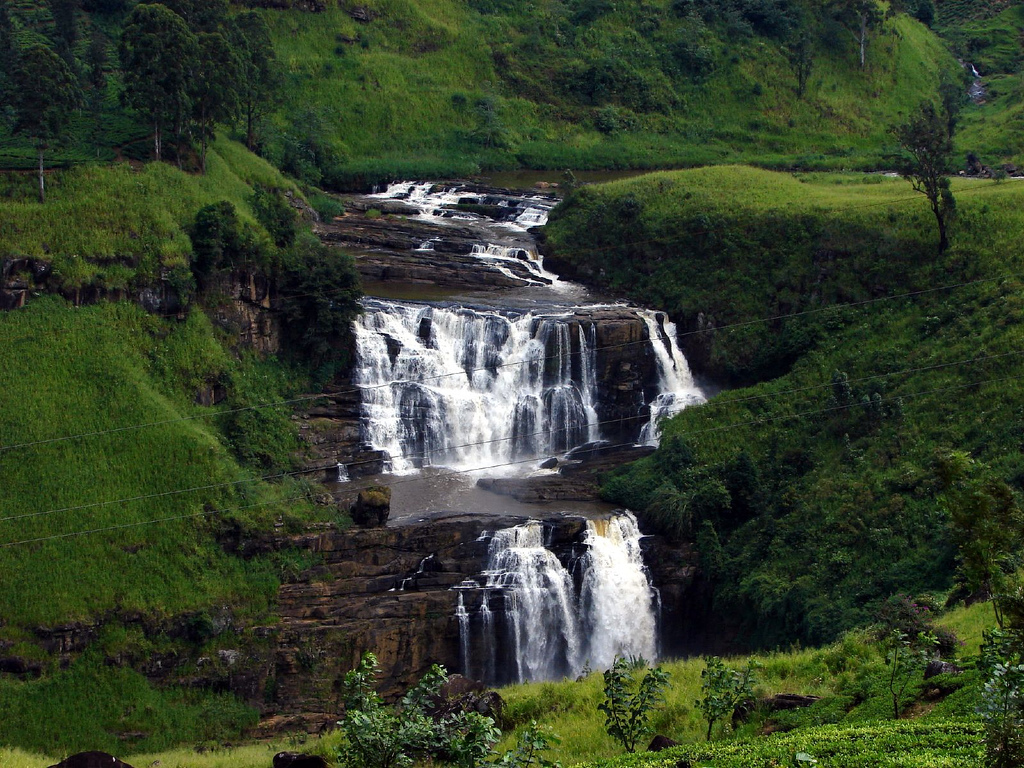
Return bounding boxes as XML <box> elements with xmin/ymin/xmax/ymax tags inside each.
<box><xmin>273</xmin><ymin>753</ymin><xmax>329</xmax><ymax>768</ymax></box>
<box><xmin>351</xmin><ymin>486</ymin><xmax>391</xmax><ymax>527</ymax></box>
<box><xmin>47</xmin><ymin>753</ymin><xmax>135</xmax><ymax>768</ymax></box>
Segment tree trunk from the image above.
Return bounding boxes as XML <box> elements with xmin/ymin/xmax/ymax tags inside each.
<box><xmin>154</xmin><ymin>121</ymin><xmax>162</xmax><ymax>162</ymax></box>
<box><xmin>859</xmin><ymin>13</ymin><xmax>867</xmax><ymax>68</ymax></box>
<box><xmin>246</xmin><ymin>103</ymin><xmax>255</xmax><ymax>151</ymax></box>
<box><xmin>932</xmin><ymin>199</ymin><xmax>948</xmax><ymax>253</ymax></box>
<box><xmin>38</xmin><ymin>147</ymin><xmax>45</xmax><ymax>204</ymax></box>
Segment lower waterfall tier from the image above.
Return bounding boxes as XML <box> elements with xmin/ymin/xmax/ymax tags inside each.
<box><xmin>455</xmin><ymin>511</ymin><xmax>658</xmax><ymax>685</ymax></box>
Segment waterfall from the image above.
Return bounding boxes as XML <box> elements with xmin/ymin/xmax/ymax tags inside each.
<box><xmin>638</xmin><ymin>310</ymin><xmax>706</xmax><ymax>445</ymax></box>
<box><xmin>355</xmin><ymin>301</ymin><xmax>706</xmax><ymax>469</ymax></box>
<box><xmin>457</xmin><ymin>512</ymin><xmax>658</xmax><ymax>685</ymax></box>
<box><xmin>469</xmin><ymin>243</ymin><xmax>561</xmax><ymax>286</ymax></box>
<box><xmin>370</xmin><ymin>181</ymin><xmax>557</xmax><ymax>230</ymax></box>
<box><xmin>354</xmin><ymin>300</ymin><xmax>601</xmax><ymax>472</ymax></box>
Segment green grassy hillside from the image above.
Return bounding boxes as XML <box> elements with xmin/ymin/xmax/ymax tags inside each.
<box><xmin>264</xmin><ymin>1</ymin><xmax>957</xmax><ymax>185</ymax></box>
<box><xmin>544</xmin><ymin>167</ymin><xmax>1024</xmax><ymax>647</ymax></box>
<box><xmin>0</xmin><ymin>0</ymin><xmax>959</xmax><ymax>183</ymax></box>
<box><xmin>0</xmin><ymin>136</ymin><xmax>356</xmax><ymax>753</ymax></box>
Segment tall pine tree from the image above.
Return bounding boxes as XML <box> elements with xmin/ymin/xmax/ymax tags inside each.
<box><xmin>119</xmin><ymin>3</ymin><xmax>198</xmax><ymax>161</ymax></box>
<box><xmin>13</xmin><ymin>45</ymin><xmax>81</xmax><ymax>203</ymax></box>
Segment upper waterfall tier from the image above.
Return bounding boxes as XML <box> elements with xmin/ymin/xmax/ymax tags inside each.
<box><xmin>354</xmin><ymin>299</ymin><xmax>705</xmax><ymax>472</ymax></box>
<box><xmin>370</xmin><ymin>181</ymin><xmax>558</xmax><ymax>230</ymax></box>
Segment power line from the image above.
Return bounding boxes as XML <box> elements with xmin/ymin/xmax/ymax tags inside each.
<box><xmin>1</xmin><ymin>174</ymin><xmax>1011</xmax><ymax>351</ymax></box>
<box><xmin>4</xmin><ymin>367</ymin><xmax>1021</xmax><ymax>547</ymax></box>
<box><xmin>2</xmin><ymin>272</ymin><xmax>1013</xmax><ymax>455</ymax></box>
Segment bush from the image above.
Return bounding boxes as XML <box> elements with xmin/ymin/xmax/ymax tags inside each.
<box><xmin>338</xmin><ymin>653</ymin><xmax>500</xmax><ymax>768</ymax></box>
<box><xmin>278</xmin><ymin>234</ymin><xmax>362</xmax><ymax>381</ymax></box>
<box><xmin>251</xmin><ymin>185</ymin><xmax>297</xmax><ymax>248</ymax></box>
<box><xmin>598</xmin><ymin>656</ymin><xmax>670</xmax><ymax>753</ymax></box>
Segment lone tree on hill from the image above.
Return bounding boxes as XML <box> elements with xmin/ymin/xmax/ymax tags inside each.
<box><xmin>191</xmin><ymin>31</ymin><xmax>242</xmax><ymax>173</ymax></box>
<box><xmin>119</xmin><ymin>3</ymin><xmax>198</xmax><ymax>162</ymax></box>
<box><xmin>893</xmin><ymin>101</ymin><xmax>955</xmax><ymax>253</ymax></box>
<box><xmin>13</xmin><ymin>44</ymin><xmax>80</xmax><ymax>203</ymax></box>
<box><xmin>229</xmin><ymin>11</ymin><xmax>280</xmax><ymax>152</ymax></box>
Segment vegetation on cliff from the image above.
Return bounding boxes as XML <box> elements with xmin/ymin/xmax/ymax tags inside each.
<box><xmin>545</xmin><ymin>166</ymin><xmax>1024</xmax><ymax>647</ymax></box>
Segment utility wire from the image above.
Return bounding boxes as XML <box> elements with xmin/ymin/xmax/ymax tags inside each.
<box><xmin>1</xmin><ymin>176</ymin><xmax>1013</xmax><ymax>349</ymax></box>
<box><xmin>1</xmin><ymin>272</ymin><xmax>1014</xmax><ymax>455</ymax></box>
<box><xmin>4</xmin><ymin>370</ymin><xmax>1019</xmax><ymax>548</ymax></box>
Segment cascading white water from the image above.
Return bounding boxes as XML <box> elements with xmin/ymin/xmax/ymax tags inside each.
<box><xmin>469</xmin><ymin>243</ymin><xmax>562</xmax><ymax>287</ymax></box>
<box><xmin>458</xmin><ymin>512</ymin><xmax>658</xmax><ymax>684</ymax></box>
<box><xmin>638</xmin><ymin>311</ymin><xmax>706</xmax><ymax>445</ymax></box>
<box><xmin>354</xmin><ymin>300</ymin><xmax>601</xmax><ymax>472</ymax></box>
<box><xmin>577</xmin><ymin>515</ymin><xmax>659</xmax><ymax>667</ymax></box>
<box><xmin>371</xmin><ymin>181</ymin><xmax>557</xmax><ymax>231</ymax></box>
<box><xmin>355</xmin><ymin>301</ymin><xmax>705</xmax><ymax>470</ymax></box>
<box><xmin>485</xmin><ymin>521</ymin><xmax>584</xmax><ymax>682</ymax></box>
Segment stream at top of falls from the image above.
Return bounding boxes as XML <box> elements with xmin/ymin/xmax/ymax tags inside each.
<box><xmin>342</xmin><ymin>180</ymin><xmax>707</xmax><ymax>683</ymax></box>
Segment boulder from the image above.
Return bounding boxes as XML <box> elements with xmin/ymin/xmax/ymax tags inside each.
<box><xmin>648</xmin><ymin>735</ymin><xmax>678</xmax><ymax>752</ymax></box>
<box><xmin>539</xmin><ymin>457</ymin><xmax>558</xmax><ymax>469</ymax></box>
<box><xmin>273</xmin><ymin>753</ymin><xmax>329</xmax><ymax>768</ymax></box>
<box><xmin>763</xmin><ymin>693</ymin><xmax>821</xmax><ymax>710</ymax></box>
<box><xmin>924</xmin><ymin>660</ymin><xmax>964</xmax><ymax>680</ymax></box>
<box><xmin>351</xmin><ymin>486</ymin><xmax>391</xmax><ymax>527</ymax></box>
<box><xmin>47</xmin><ymin>753</ymin><xmax>135</xmax><ymax>768</ymax></box>
<box><xmin>427</xmin><ymin>674</ymin><xmax>506</xmax><ymax>726</ymax></box>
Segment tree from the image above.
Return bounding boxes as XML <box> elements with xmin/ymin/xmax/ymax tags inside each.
<box><xmin>598</xmin><ymin>656</ymin><xmax>670</xmax><ymax>753</ymax></box>
<box><xmin>884</xmin><ymin>629</ymin><xmax>937</xmax><ymax>719</ymax></box>
<box><xmin>13</xmin><ymin>45</ymin><xmax>81</xmax><ymax>203</ymax></box>
<box><xmin>156</xmin><ymin>0</ymin><xmax>228</xmax><ymax>32</ymax></box>
<box><xmin>979</xmin><ymin>590</ymin><xmax>1024</xmax><ymax>768</ymax></box>
<box><xmin>119</xmin><ymin>3</ymin><xmax>198</xmax><ymax>161</ymax></box>
<box><xmin>191</xmin><ymin>32</ymin><xmax>242</xmax><ymax>173</ymax></box>
<box><xmin>696</xmin><ymin>656</ymin><xmax>758</xmax><ymax>740</ymax></box>
<box><xmin>50</xmin><ymin>0</ymin><xmax>79</xmax><ymax>63</ymax></box>
<box><xmin>0</xmin><ymin>0</ymin><xmax>20</xmax><ymax>123</ymax></box>
<box><xmin>279</xmin><ymin>234</ymin><xmax>362</xmax><ymax>380</ymax></box>
<box><xmin>228</xmin><ymin>11</ymin><xmax>280</xmax><ymax>151</ymax></box>
<box><xmin>85</xmin><ymin>29</ymin><xmax>108</xmax><ymax>116</ymax></box>
<box><xmin>785</xmin><ymin>25</ymin><xmax>815</xmax><ymax>98</ymax></box>
<box><xmin>892</xmin><ymin>101</ymin><xmax>955</xmax><ymax>253</ymax></box>
<box><xmin>829</xmin><ymin>0</ymin><xmax>882</xmax><ymax>68</ymax></box>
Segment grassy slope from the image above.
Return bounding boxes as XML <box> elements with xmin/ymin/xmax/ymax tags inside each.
<box><xmin>0</xmin><ymin>137</ymin><xmax>299</xmax><ymax>289</ymax></box>
<box><xmin>947</xmin><ymin>3</ymin><xmax>1024</xmax><ymax>165</ymax></box>
<box><xmin>544</xmin><ymin>167</ymin><xmax>1024</xmax><ymax>645</ymax></box>
<box><xmin>263</xmin><ymin>2</ymin><xmax>955</xmax><ymax>183</ymax></box>
<box><xmin>0</xmin><ymin>140</ymin><xmax>341</xmax><ymax>752</ymax></box>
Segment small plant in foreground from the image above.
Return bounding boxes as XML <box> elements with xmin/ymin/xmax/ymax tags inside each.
<box><xmin>884</xmin><ymin>630</ymin><xmax>937</xmax><ymax>719</ymax></box>
<box><xmin>598</xmin><ymin>655</ymin><xmax>670</xmax><ymax>753</ymax></box>
<box><xmin>490</xmin><ymin>721</ymin><xmax>560</xmax><ymax>768</ymax></box>
<box><xmin>697</xmin><ymin>656</ymin><xmax>759</xmax><ymax>740</ymax></box>
<box><xmin>337</xmin><ymin>652</ymin><xmax>500</xmax><ymax>768</ymax></box>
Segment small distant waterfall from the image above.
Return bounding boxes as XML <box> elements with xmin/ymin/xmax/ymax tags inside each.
<box><xmin>638</xmin><ymin>311</ymin><xmax>706</xmax><ymax>445</ymax></box>
<box><xmin>354</xmin><ymin>301</ymin><xmax>602</xmax><ymax>472</ymax></box>
<box><xmin>456</xmin><ymin>512</ymin><xmax>658</xmax><ymax>684</ymax></box>
<box><xmin>371</xmin><ymin>181</ymin><xmax>557</xmax><ymax>230</ymax></box>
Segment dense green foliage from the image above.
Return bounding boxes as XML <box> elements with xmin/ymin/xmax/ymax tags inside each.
<box><xmin>338</xmin><ymin>653</ymin><xmax>501</xmax><ymax>768</ymax></box>
<box><xmin>0</xmin><ymin>136</ymin><xmax>360</xmax><ymax>753</ymax></box>
<box><xmin>0</xmin><ymin>0</ymin><xmax>963</xmax><ymax>182</ymax></box>
<box><xmin>546</xmin><ymin>167</ymin><xmax>1024</xmax><ymax>648</ymax></box>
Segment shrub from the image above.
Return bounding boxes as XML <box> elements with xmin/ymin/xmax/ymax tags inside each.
<box><xmin>598</xmin><ymin>656</ymin><xmax>670</xmax><ymax>753</ymax></box>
